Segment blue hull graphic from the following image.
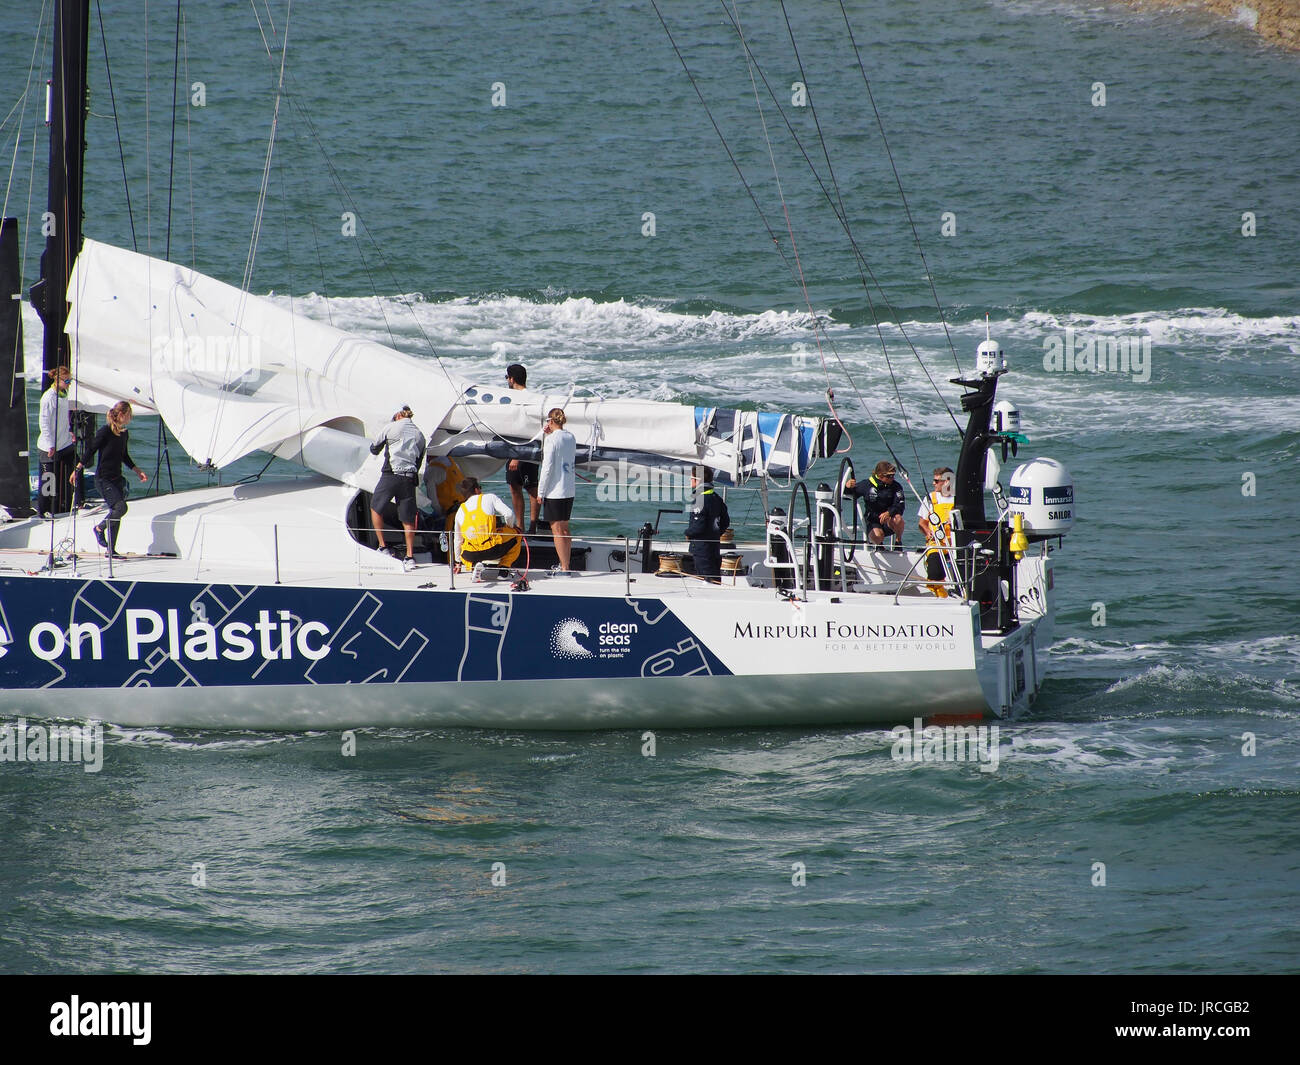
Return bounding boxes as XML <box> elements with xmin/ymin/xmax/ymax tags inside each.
<box><xmin>0</xmin><ymin>576</ymin><xmax>730</xmax><ymax>693</ymax></box>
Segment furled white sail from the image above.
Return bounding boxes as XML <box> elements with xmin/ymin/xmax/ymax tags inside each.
<box><xmin>65</xmin><ymin>240</ymin><xmax>839</xmax><ymax>487</ymax></box>
<box><xmin>66</xmin><ymin>240</ymin><xmax>464</xmax><ymax>484</ymax></box>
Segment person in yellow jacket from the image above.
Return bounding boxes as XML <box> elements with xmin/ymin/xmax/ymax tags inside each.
<box><xmin>919</xmin><ymin>467</ymin><xmax>955</xmax><ymax>597</ymax></box>
<box><xmin>423</xmin><ymin>453</ymin><xmax>468</xmax><ymax>529</ymax></box>
<box><xmin>453</xmin><ymin>477</ymin><xmax>523</xmax><ymax>571</ymax></box>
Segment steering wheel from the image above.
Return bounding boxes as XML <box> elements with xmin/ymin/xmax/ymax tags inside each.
<box><xmin>834</xmin><ymin>457</ymin><xmax>859</xmax><ymax>561</ymax></box>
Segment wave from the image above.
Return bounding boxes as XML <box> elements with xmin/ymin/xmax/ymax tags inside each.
<box><xmin>102</xmin><ymin>725</ymin><xmax>320</xmax><ymax>750</ymax></box>
<box><xmin>21</xmin><ymin>296</ymin><xmax>1296</xmax><ymax>434</ymax></box>
<box><xmin>1051</xmin><ymin>634</ymin><xmax>1299</xmax><ymax>669</ymax></box>
<box><xmin>1011</xmin><ymin>308</ymin><xmax>1300</xmax><ymax>349</ymax></box>
<box><xmin>1047</xmin><ymin>664</ymin><xmax>1300</xmax><ymax>721</ymax></box>
<box><xmin>283</xmin><ymin>292</ymin><xmax>834</xmax><ymax>354</ymax></box>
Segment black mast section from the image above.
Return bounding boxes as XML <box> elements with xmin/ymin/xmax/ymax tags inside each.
<box><xmin>30</xmin><ymin>0</ymin><xmax>91</xmax><ymax>379</ymax></box>
<box><xmin>952</xmin><ymin>370</ymin><xmax>1001</xmax><ymax>532</ymax></box>
<box><xmin>0</xmin><ymin>219</ymin><xmax>32</xmax><ymax>517</ymax></box>
<box><xmin>951</xmin><ymin>368</ymin><xmax>1018</xmax><ymax>634</ymax></box>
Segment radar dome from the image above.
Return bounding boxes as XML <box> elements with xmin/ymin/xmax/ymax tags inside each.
<box><xmin>1007</xmin><ymin>458</ymin><xmax>1073</xmax><ymax>535</ymax></box>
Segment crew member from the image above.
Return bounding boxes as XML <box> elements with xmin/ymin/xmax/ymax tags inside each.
<box><xmin>37</xmin><ymin>366</ymin><xmax>82</xmax><ymax>515</ymax></box>
<box><xmin>538</xmin><ymin>407</ymin><xmax>576</xmax><ymax>572</ymax></box>
<box><xmin>919</xmin><ymin>466</ymin><xmax>955</xmax><ymax>597</ymax></box>
<box><xmin>73</xmin><ymin>400</ymin><xmax>147</xmax><ymax>557</ymax></box>
<box><xmin>685</xmin><ymin>467</ymin><xmax>731</xmax><ymax>583</ymax></box>
<box><xmin>504</xmin><ymin>363</ymin><xmax>541</xmax><ymax>534</ymax></box>
<box><xmin>845</xmin><ymin>460</ymin><xmax>905</xmax><ymax>546</ymax></box>
<box><xmin>369</xmin><ymin>404</ymin><xmax>426</xmax><ymax>571</ymax></box>
<box><xmin>454</xmin><ymin>476</ymin><xmax>522</xmax><ymax>571</ymax></box>
<box><xmin>424</xmin><ymin>452</ymin><xmax>468</xmax><ymax>528</ymax></box>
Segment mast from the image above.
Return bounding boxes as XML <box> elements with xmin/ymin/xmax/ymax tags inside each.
<box><xmin>30</xmin><ymin>0</ymin><xmax>90</xmax><ymax>380</ymax></box>
<box><xmin>0</xmin><ymin>219</ymin><xmax>31</xmax><ymax>517</ymax></box>
<box><xmin>951</xmin><ymin>337</ymin><xmax>1017</xmax><ymax>635</ymax></box>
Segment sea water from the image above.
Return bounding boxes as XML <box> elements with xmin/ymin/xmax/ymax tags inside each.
<box><xmin>0</xmin><ymin>0</ymin><xmax>1295</xmax><ymax>973</ymax></box>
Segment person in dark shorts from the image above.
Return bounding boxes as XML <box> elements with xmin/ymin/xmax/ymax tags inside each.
<box><xmin>369</xmin><ymin>405</ymin><xmax>426</xmax><ymax>570</ymax></box>
<box><xmin>685</xmin><ymin>467</ymin><xmax>731</xmax><ymax>583</ymax></box>
<box><xmin>73</xmin><ymin>400</ymin><xmax>147</xmax><ymax>557</ymax></box>
<box><xmin>845</xmin><ymin>460</ymin><xmax>906</xmax><ymax>546</ymax></box>
<box><xmin>538</xmin><ymin>407</ymin><xmax>576</xmax><ymax>571</ymax></box>
<box><xmin>504</xmin><ymin>364</ymin><xmax>540</xmax><ymax>533</ymax></box>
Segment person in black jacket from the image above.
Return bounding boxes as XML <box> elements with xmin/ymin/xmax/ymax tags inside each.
<box><xmin>844</xmin><ymin>460</ymin><xmax>905</xmax><ymax>546</ymax></box>
<box><xmin>685</xmin><ymin>467</ymin><xmax>730</xmax><ymax>583</ymax></box>
<box><xmin>72</xmin><ymin>400</ymin><xmax>148</xmax><ymax>557</ymax></box>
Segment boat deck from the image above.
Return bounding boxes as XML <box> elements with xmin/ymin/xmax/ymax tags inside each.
<box><xmin>0</xmin><ymin>476</ymin><xmax>954</xmax><ymax>604</ymax></box>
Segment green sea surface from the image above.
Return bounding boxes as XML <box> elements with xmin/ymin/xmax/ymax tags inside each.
<box><xmin>0</xmin><ymin>0</ymin><xmax>1295</xmax><ymax>973</ymax></box>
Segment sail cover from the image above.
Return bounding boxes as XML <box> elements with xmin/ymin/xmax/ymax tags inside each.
<box><xmin>66</xmin><ymin>240</ymin><xmax>839</xmax><ymax>485</ymax></box>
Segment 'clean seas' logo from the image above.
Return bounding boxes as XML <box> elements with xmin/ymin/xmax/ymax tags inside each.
<box><xmin>550</xmin><ymin>618</ymin><xmax>594</xmax><ymax>660</ymax></box>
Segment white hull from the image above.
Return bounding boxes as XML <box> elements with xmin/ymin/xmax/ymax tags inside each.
<box><xmin>0</xmin><ymin>478</ymin><xmax>1055</xmax><ymax>731</ymax></box>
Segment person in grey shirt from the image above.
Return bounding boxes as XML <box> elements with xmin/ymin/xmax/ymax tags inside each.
<box><xmin>369</xmin><ymin>404</ymin><xmax>427</xmax><ymax>569</ymax></box>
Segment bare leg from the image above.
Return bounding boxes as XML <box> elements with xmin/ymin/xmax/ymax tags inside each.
<box><xmin>552</xmin><ymin>519</ymin><xmax>571</xmax><ymax>570</ymax></box>
<box><xmin>370</xmin><ymin>509</ymin><xmax>388</xmax><ymax>551</ymax></box>
<box><xmin>403</xmin><ymin>522</ymin><xmax>417</xmax><ymax>558</ymax></box>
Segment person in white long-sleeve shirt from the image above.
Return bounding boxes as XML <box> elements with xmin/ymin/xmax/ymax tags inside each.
<box><xmin>537</xmin><ymin>407</ymin><xmax>576</xmax><ymax>571</ymax></box>
<box><xmin>37</xmin><ymin>366</ymin><xmax>82</xmax><ymax>515</ymax></box>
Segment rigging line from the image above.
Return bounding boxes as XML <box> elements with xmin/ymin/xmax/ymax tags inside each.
<box><xmin>721</xmin><ymin>2</ymin><xmax>960</xmax><ymax>455</ymax></box>
<box><xmin>241</xmin><ymin>10</ymin><xmax>531</xmax><ymax>453</ymax></box>
<box><xmin>151</xmin><ymin>2</ymin><xmax>189</xmax><ymax>494</ymax></box>
<box><xmin>241</xmin><ymin>16</ymin><xmax>517</xmax><ymax>455</ymax></box>
<box><xmin>181</xmin><ymin>6</ymin><xmax>195</xmax><ymax>269</ymax></box>
<box><xmin>779</xmin><ymin>0</ymin><xmax>962</xmax><ymax>440</ymax></box>
<box><xmin>207</xmin><ymin>0</ymin><xmax>291</xmax><ymax>467</ymax></box>
<box><xmin>269</xmin><ymin>86</ymin><xmax>533</xmax><ymax>453</ymax></box>
<box><xmin>151</xmin><ymin>1</ymin><xmax>190</xmax><ymax>494</ymax></box>
<box><xmin>19</xmin><ymin>9</ymin><xmax>46</xmax><ymax>389</ymax></box>
<box><xmin>306</xmin><ymin>214</ymin><xmax>334</xmax><ymax>328</ymax></box>
<box><xmin>0</xmin><ymin>97</ymin><xmax>26</xmax><ymax>135</ymax></box>
<box><xmin>648</xmin><ymin>0</ymin><xmax>796</xmax><ymax>280</ymax></box>
<box><xmin>279</xmin><ymin>95</ymin><xmax>408</xmax><ymax>355</ymax></box>
<box><xmin>248</xmin><ymin>13</ymin><xmax>515</xmax><ymax>462</ymax></box>
<box><xmin>726</xmin><ymin>0</ymin><xmax>854</xmax><ymax>463</ymax></box>
<box><xmin>240</xmin><ymin>0</ymin><xmax>289</xmax><ymax>295</ymax></box>
<box><xmin>715</xmin><ymin>1</ymin><xmax>912</xmax><ymax>481</ymax></box>
<box><xmin>144</xmin><ymin>0</ymin><xmax>151</xmax><ymax>255</ymax></box>
<box><xmin>718</xmin><ymin>0</ymin><xmax>956</xmax><ymax>441</ymax></box>
<box><xmin>21</xmin><ymin>124</ymin><xmax>38</xmax><ymax>355</ymax></box>
<box><xmin>652</xmin><ymin>0</ymin><xmax>873</xmax><ymax>464</ymax></box>
<box><xmin>260</xmin><ymin>0</ymin><xmax>279</xmax><ymax>41</ymax></box>
<box><xmin>838</xmin><ymin>0</ymin><xmax>963</xmax><ymax>381</ymax></box>
<box><xmin>238</xmin><ymin>12</ymin><xmax>288</xmax><ymax>299</ymax></box>
<box><xmin>241</xmin><ymin>13</ymin><xmax>415</xmax><ymax>359</ymax></box>
<box><xmin>759</xmin><ymin>4</ymin><xmax>922</xmax><ymax>486</ymax></box>
<box><xmin>272</xmin><ymin>90</ymin><xmax>512</xmax><ymax>451</ymax></box>
<box><xmin>164</xmin><ymin>0</ymin><xmax>181</xmax><ymax>260</ymax></box>
<box><xmin>273</xmin><ymin>100</ymin><xmax>308</xmax><ymax>475</ymax></box>
<box><xmin>1</xmin><ymin>0</ymin><xmax>49</xmax><ymax>224</ymax></box>
<box><xmin>95</xmin><ymin>0</ymin><xmax>138</xmax><ymax>251</ymax></box>
<box><xmin>730</xmin><ymin>2</ymin><xmax>822</xmax><ymax>374</ymax></box>
<box><xmin>54</xmin><ymin>3</ymin><xmax>77</xmax><ymax>370</ymax></box>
